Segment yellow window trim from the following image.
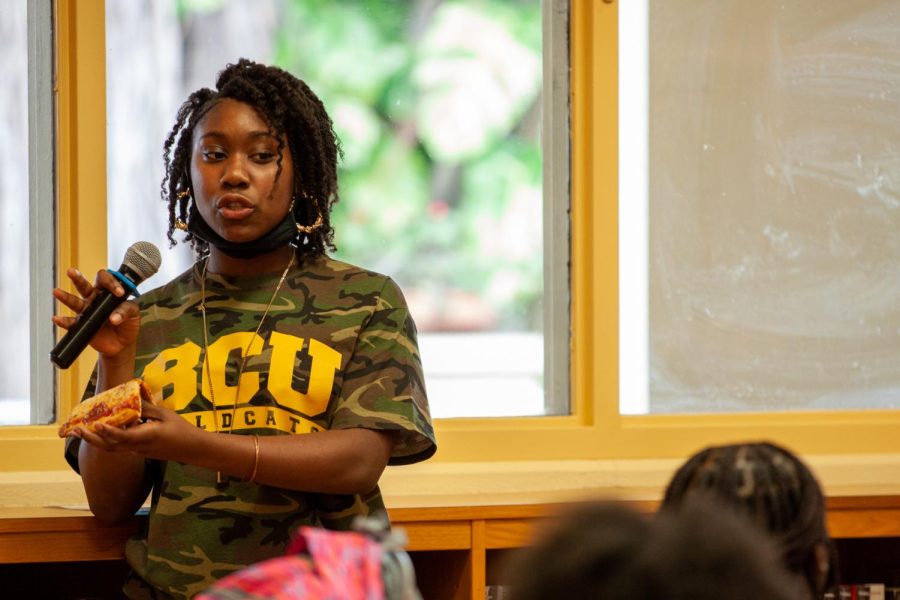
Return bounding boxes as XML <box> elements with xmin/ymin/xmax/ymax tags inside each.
<box><xmin>0</xmin><ymin>0</ymin><xmax>107</xmax><ymax>473</ymax></box>
<box><xmin>2</xmin><ymin>0</ymin><xmax>899</xmax><ymax>476</ymax></box>
<box><xmin>55</xmin><ymin>0</ymin><xmax>109</xmax><ymax>417</ymax></box>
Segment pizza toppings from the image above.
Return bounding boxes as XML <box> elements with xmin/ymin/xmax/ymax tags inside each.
<box><xmin>57</xmin><ymin>378</ymin><xmax>152</xmax><ymax>438</ymax></box>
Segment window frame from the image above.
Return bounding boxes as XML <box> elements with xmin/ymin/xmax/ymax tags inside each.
<box><xmin>542</xmin><ymin>0</ymin><xmax>571</xmax><ymax>415</ymax></box>
<box><xmin>431</xmin><ymin>0</ymin><xmax>900</xmax><ymax>463</ymax></box>
<box><xmin>54</xmin><ymin>0</ymin><xmax>109</xmax><ymax>431</ymax></box>
<box><xmin>3</xmin><ymin>0</ymin><xmax>900</xmax><ymax>475</ymax></box>
<box><xmin>0</xmin><ymin>0</ymin><xmax>107</xmax><ymax>472</ymax></box>
<box><xmin>26</xmin><ymin>1</ymin><xmax>57</xmax><ymax>426</ymax></box>
<box><xmin>0</xmin><ymin>0</ymin><xmax>106</xmax><ymax>473</ymax></box>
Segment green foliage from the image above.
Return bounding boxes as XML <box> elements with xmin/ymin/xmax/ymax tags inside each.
<box><xmin>177</xmin><ymin>0</ymin><xmax>228</xmax><ymax>18</ymax></box>
<box><xmin>274</xmin><ymin>0</ymin><xmax>544</xmax><ymax>331</ymax></box>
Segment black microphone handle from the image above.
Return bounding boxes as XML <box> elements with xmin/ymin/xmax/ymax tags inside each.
<box><xmin>49</xmin><ymin>265</ymin><xmax>141</xmax><ymax>369</ymax></box>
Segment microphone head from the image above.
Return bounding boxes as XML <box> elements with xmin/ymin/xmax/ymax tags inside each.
<box><xmin>122</xmin><ymin>241</ymin><xmax>162</xmax><ymax>284</ymax></box>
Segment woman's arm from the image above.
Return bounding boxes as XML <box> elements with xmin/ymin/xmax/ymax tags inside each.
<box><xmin>76</xmin><ymin>435</ymin><xmax>152</xmax><ymax>523</ymax></box>
<box><xmin>76</xmin><ymin>351</ymin><xmax>152</xmax><ymax>523</ymax></box>
<box><xmin>56</xmin><ymin>267</ymin><xmax>150</xmax><ymax>522</ymax></box>
<box><xmin>86</xmin><ymin>405</ymin><xmax>395</xmax><ymax>495</ymax></box>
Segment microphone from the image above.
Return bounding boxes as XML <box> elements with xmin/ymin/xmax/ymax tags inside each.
<box><xmin>50</xmin><ymin>241</ymin><xmax>162</xmax><ymax>369</ymax></box>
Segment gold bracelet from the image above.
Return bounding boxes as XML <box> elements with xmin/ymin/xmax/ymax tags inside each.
<box><xmin>248</xmin><ymin>435</ymin><xmax>260</xmax><ymax>482</ymax></box>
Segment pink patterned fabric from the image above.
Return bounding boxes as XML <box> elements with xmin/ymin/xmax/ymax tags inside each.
<box><xmin>197</xmin><ymin>526</ymin><xmax>385</xmax><ymax>600</ymax></box>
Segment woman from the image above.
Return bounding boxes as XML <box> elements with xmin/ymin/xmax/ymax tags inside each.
<box><xmin>54</xmin><ymin>59</ymin><xmax>436</xmax><ymax>599</ymax></box>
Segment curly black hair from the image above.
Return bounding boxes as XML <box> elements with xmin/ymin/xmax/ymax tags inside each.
<box><xmin>161</xmin><ymin>58</ymin><xmax>341</xmax><ymax>260</ymax></box>
<box><xmin>660</xmin><ymin>441</ymin><xmax>837</xmax><ymax>598</ymax></box>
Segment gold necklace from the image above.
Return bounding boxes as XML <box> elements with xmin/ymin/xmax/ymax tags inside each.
<box><xmin>199</xmin><ymin>251</ymin><xmax>295</xmax><ymax>484</ymax></box>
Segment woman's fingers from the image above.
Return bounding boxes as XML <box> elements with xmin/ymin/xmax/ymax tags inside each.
<box><xmin>140</xmin><ymin>401</ymin><xmax>165</xmax><ymax>421</ymax></box>
<box><xmin>110</xmin><ymin>299</ymin><xmax>140</xmax><ymax>326</ymax></box>
<box><xmin>94</xmin><ymin>422</ymin><xmax>128</xmax><ymax>444</ymax></box>
<box><xmin>80</xmin><ymin>410</ymin><xmax>191</xmax><ymax>462</ymax></box>
<box><xmin>55</xmin><ymin>268</ymin><xmax>108</xmax><ymax>316</ymax></box>
<box><xmin>67</xmin><ymin>268</ymin><xmax>95</xmax><ymax>300</ymax></box>
<box><xmin>55</xmin><ymin>267</ymin><xmax>131</xmax><ymax>323</ymax></box>
<box><xmin>61</xmin><ymin>267</ymin><xmax>125</xmax><ymax>306</ymax></box>
<box><xmin>95</xmin><ymin>269</ymin><xmax>126</xmax><ymax>298</ymax></box>
<box><xmin>52</xmin><ymin>287</ymin><xmax>88</xmax><ymax>314</ymax></box>
<box><xmin>51</xmin><ymin>315</ymin><xmax>77</xmax><ymax>330</ymax></box>
<box><xmin>76</xmin><ymin>425</ymin><xmax>121</xmax><ymax>451</ymax></box>
<box><xmin>85</xmin><ymin>421</ymin><xmax>148</xmax><ymax>450</ymax></box>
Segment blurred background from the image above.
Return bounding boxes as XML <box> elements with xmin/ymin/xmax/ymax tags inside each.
<box><xmin>0</xmin><ymin>0</ymin><xmax>548</xmax><ymax>423</ymax></box>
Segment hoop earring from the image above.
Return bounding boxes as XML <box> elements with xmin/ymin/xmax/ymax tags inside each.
<box><xmin>175</xmin><ymin>189</ymin><xmax>192</xmax><ymax>231</ymax></box>
<box><xmin>295</xmin><ymin>193</ymin><xmax>323</xmax><ymax>235</ymax></box>
<box><xmin>296</xmin><ymin>211</ymin><xmax>323</xmax><ymax>235</ymax></box>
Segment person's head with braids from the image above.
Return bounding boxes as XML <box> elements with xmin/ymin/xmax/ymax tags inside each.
<box><xmin>661</xmin><ymin>441</ymin><xmax>836</xmax><ymax>598</ymax></box>
<box><xmin>160</xmin><ymin>58</ymin><xmax>340</xmax><ymax>264</ymax></box>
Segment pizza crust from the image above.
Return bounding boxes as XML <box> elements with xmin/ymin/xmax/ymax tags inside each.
<box><xmin>57</xmin><ymin>378</ymin><xmax>152</xmax><ymax>438</ymax></box>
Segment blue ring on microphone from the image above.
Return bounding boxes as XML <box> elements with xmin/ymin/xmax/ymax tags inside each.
<box><xmin>107</xmin><ymin>269</ymin><xmax>141</xmax><ymax>298</ymax></box>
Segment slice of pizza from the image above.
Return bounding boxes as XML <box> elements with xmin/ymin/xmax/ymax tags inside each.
<box><xmin>57</xmin><ymin>378</ymin><xmax>152</xmax><ymax>438</ymax></box>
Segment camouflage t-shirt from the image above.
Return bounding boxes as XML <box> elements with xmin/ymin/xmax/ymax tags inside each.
<box><xmin>65</xmin><ymin>254</ymin><xmax>436</xmax><ymax>599</ymax></box>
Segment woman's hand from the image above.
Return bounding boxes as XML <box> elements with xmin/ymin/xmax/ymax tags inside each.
<box><xmin>74</xmin><ymin>401</ymin><xmax>199</xmax><ymax>463</ymax></box>
<box><xmin>75</xmin><ymin>401</ymin><xmax>197</xmax><ymax>462</ymax></box>
<box><xmin>52</xmin><ymin>267</ymin><xmax>141</xmax><ymax>358</ymax></box>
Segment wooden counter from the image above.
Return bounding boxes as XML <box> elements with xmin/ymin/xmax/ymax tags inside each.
<box><xmin>1</xmin><ymin>495</ymin><xmax>899</xmax><ymax>599</ymax></box>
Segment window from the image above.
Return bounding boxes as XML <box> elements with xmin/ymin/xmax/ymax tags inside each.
<box><xmin>0</xmin><ymin>1</ymin><xmax>55</xmax><ymax>426</ymax></box>
<box><xmin>5</xmin><ymin>0</ymin><xmax>900</xmax><ymax>473</ymax></box>
<box><xmin>105</xmin><ymin>0</ymin><xmax>570</xmax><ymax>419</ymax></box>
<box><xmin>619</xmin><ymin>0</ymin><xmax>900</xmax><ymax>415</ymax></box>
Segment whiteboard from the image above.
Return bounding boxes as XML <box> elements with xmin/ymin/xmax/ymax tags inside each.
<box><xmin>646</xmin><ymin>0</ymin><xmax>900</xmax><ymax>413</ymax></box>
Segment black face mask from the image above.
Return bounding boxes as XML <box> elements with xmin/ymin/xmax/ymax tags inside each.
<box><xmin>187</xmin><ymin>204</ymin><xmax>297</xmax><ymax>259</ymax></box>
